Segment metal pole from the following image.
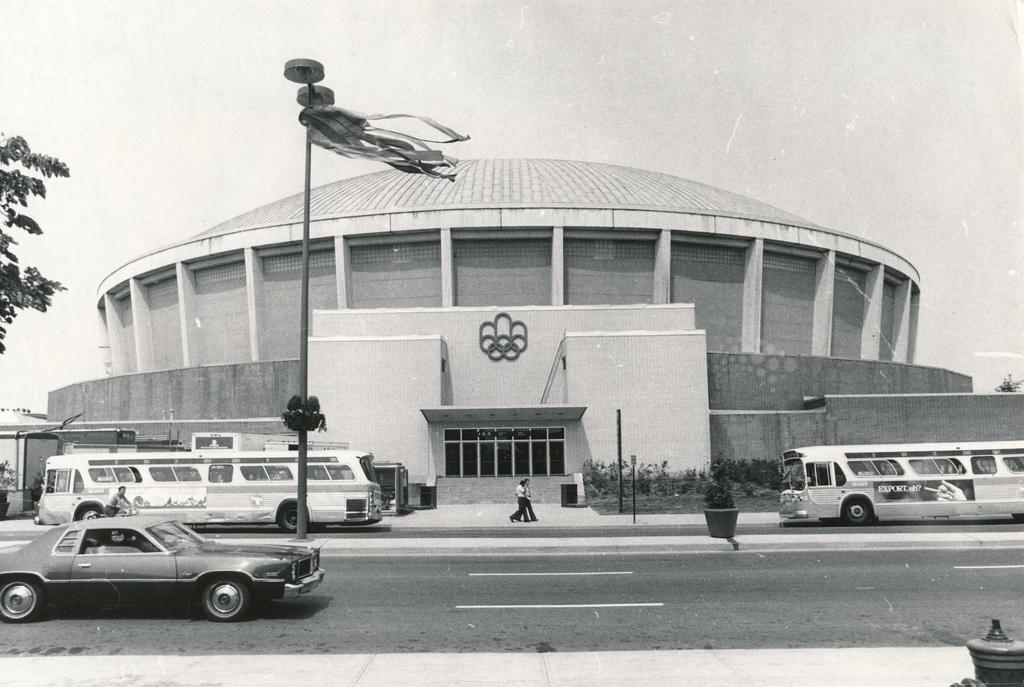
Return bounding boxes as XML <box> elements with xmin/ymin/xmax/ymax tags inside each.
<box><xmin>295</xmin><ymin>94</ymin><xmax>314</xmax><ymax>541</ymax></box>
<box><xmin>617</xmin><ymin>409</ymin><xmax>623</xmax><ymax>514</ymax></box>
<box><xmin>631</xmin><ymin>461</ymin><xmax>636</xmax><ymax>525</ymax></box>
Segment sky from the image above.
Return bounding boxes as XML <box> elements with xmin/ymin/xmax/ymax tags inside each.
<box><xmin>0</xmin><ymin>0</ymin><xmax>1021</xmax><ymax>413</ymax></box>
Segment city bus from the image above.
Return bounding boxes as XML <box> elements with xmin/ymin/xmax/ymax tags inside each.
<box><xmin>779</xmin><ymin>440</ymin><xmax>1024</xmax><ymax>525</ymax></box>
<box><xmin>36</xmin><ymin>450</ymin><xmax>383</xmax><ymax>531</ymax></box>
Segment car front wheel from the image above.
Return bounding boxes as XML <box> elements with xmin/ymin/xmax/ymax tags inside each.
<box><xmin>201</xmin><ymin>577</ymin><xmax>252</xmax><ymax>622</ymax></box>
<box><xmin>0</xmin><ymin>578</ymin><xmax>46</xmax><ymax>623</ymax></box>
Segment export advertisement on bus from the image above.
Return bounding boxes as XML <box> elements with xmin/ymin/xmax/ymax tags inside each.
<box><xmin>874</xmin><ymin>479</ymin><xmax>976</xmax><ymax>502</ymax></box>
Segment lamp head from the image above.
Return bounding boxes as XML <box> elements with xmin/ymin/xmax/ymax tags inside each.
<box><xmin>284</xmin><ymin>58</ymin><xmax>325</xmax><ymax>85</ymax></box>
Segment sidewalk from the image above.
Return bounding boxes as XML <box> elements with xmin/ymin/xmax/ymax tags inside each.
<box><xmin>0</xmin><ymin>647</ymin><xmax>979</xmax><ymax>687</ymax></box>
<box><xmin>3</xmin><ymin>505</ymin><xmax>1023</xmax><ymax>555</ymax></box>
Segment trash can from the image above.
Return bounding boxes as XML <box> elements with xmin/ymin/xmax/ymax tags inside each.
<box><xmin>419</xmin><ymin>485</ymin><xmax>437</xmax><ymax>509</ymax></box>
<box><xmin>560</xmin><ymin>483</ymin><xmax>578</xmax><ymax>507</ymax></box>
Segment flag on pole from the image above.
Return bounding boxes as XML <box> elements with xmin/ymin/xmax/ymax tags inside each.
<box><xmin>299</xmin><ymin>105</ymin><xmax>469</xmax><ymax>180</ymax></box>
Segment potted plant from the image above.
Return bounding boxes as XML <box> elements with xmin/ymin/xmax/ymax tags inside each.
<box><xmin>703</xmin><ymin>459</ymin><xmax>739</xmax><ymax>538</ymax></box>
<box><xmin>0</xmin><ymin>461</ymin><xmax>15</xmax><ymax>519</ymax></box>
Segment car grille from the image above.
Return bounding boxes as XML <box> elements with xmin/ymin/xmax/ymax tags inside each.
<box><xmin>296</xmin><ymin>555</ymin><xmax>313</xmax><ymax>579</ymax></box>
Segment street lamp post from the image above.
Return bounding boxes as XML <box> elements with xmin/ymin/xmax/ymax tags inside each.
<box><xmin>283</xmin><ymin>59</ymin><xmax>334</xmax><ymax>540</ymax></box>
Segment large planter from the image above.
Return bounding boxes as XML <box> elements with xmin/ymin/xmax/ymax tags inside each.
<box><xmin>704</xmin><ymin>508</ymin><xmax>739</xmax><ymax>538</ymax></box>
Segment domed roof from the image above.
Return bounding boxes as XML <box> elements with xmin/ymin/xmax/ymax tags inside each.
<box><xmin>196</xmin><ymin>158</ymin><xmax>819</xmax><ymax>240</ymax></box>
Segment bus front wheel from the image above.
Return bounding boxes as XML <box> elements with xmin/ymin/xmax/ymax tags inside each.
<box><xmin>841</xmin><ymin>498</ymin><xmax>874</xmax><ymax>526</ymax></box>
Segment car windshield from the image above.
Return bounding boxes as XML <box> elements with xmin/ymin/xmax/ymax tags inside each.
<box><xmin>146</xmin><ymin>521</ymin><xmax>206</xmax><ymax>550</ymax></box>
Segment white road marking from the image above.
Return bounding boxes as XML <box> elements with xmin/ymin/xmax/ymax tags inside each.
<box><xmin>469</xmin><ymin>571</ymin><xmax>633</xmax><ymax>577</ymax></box>
<box><xmin>954</xmin><ymin>564</ymin><xmax>1024</xmax><ymax>570</ymax></box>
<box><xmin>456</xmin><ymin>602</ymin><xmax>663</xmax><ymax>609</ymax></box>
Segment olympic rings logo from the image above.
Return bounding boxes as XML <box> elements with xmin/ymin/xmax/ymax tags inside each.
<box><xmin>479</xmin><ymin>312</ymin><xmax>528</xmax><ymax>362</ymax></box>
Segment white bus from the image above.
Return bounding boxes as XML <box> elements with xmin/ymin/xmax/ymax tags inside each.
<box><xmin>779</xmin><ymin>440</ymin><xmax>1024</xmax><ymax>525</ymax></box>
<box><xmin>37</xmin><ymin>450</ymin><xmax>383</xmax><ymax>531</ymax></box>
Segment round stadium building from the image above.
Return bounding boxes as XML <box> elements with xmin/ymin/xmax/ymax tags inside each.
<box><xmin>50</xmin><ymin>159</ymin><xmax>979</xmax><ymax>503</ymax></box>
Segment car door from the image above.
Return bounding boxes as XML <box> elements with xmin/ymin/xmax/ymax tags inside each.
<box><xmin>69</xmin><ymin>526</ymin><xmax>178</xmax><ymax>608</ymax></box>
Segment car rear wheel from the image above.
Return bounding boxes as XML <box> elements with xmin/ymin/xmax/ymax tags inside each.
<box><xmin>841</xmin><ymin>498</ymin><xmax>874</xmax><ymax>526</ymax></box>
<box><xmin>201</xmin><ymin>577</ymin><xmax>252</xmax><ymax>622</ymax></box>
<box><xmin>0</xmin><ymin>578</ymin><xmax>46</xmax><ymax>623</ymax></box>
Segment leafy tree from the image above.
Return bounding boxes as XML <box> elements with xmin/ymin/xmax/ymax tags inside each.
<box><xmin>996</xmin><ymin>374</ymin><xmax>1022</xmax><ymax>393</ymax></box>
<box><xmin>0</xmin><ymin>134</ymin><xmax>69</xmax><ymax>354</ymax></box>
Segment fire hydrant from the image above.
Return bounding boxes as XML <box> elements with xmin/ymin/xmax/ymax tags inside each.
<box><xmin>966</xmin><ymin>620</ymin><xmax>1024</xmax><ymax>686</ymax></box>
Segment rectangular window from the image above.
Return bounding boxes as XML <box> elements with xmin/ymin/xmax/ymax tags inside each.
<box><xmin>847</xmin><ymin>460</ymin><xmax>878</xmax><ymax>476</ymax></box>
<box><xmin>208</xmin><ymin>464</ymin><xmax>233</xmax><ymax>483</ymax></box>
<box><xmin>1003</xmin><ymin>456</ymin><xmax>1024</xmax><ymax>473</ymax></box>
<box><xmin>174</xmin><ymin>466</ymin><xmax>202</xmax><ymax>482</ymax></box>
<box><xmin>806</xmin><ymin>462</ymin><xmax>832</xmax><ymax>487</ymax></box>
<box><xmin>454</xmin><ymin>238</ymin><xmax>551</xmax><ymax>306</ymax></box>
<box><xmin>443</xmin><ymin>427</ymin><xmax>568</xmax><ymax>477</ymax></box>
<box><xmin>89</xmin><ymin>468</ymin><xmax>116</xmax><ymax>483</ymax></box>
<box><xmin>149</xmin><ymin>466</ymin><xmax>177</xmax><ymax>482</ymax></box>
<box><xmin>309</xmin><ymin>464</ymin><xmax>329</xmax><ymax>480</ymax></box>
<box><xmin>326</xmin><ymin>465</ymin><xmax>354</xmax><ymax>481</ymax></box>
<box><xmin>113</xmin><ymin>467</ymin><xmax>140</xmax><ymax>483</ymax></box>
<box><xmin>267</xmin><ymin>466</ymin><xmax>293</xmax><ymax>481</ymax></box>
<box><xmin>910</xmin><ymin>458</ymin><xmax>965</xmax><ymax>476</ymax></box>
<box><xmin>971</xmin><ymin>456</ymin><xmax>997</xmax><ymax>475</ymax></box>
<box><xmin>240</xmin><ymin>466</ymin><xmax>269</xmax><ymax>481</ymax></box>
<box><xmin>565</xmin><ymin>238</ymin><xmax>655</xmax><ymax>305</ymax></box>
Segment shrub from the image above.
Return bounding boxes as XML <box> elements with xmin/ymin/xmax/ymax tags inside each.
<box><xmin>703</xmin><ymin>459</ymin><xmax>736</xmax><ymax>509</ymax></box>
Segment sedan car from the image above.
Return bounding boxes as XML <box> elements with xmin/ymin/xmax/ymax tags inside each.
<box><xmin>0</xmin><ymin>516</ymin><xmax>324</xmax><ymax>623</ymax></box>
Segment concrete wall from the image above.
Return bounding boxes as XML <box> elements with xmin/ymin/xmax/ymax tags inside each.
<box><xmin>50</xmin><ymin>352</ymin><xmax>974</xmax><ymax>422</ymax></box>
<box><xmin>310</xmin><ymin>336</ymin><xmax>445</xmax><ymax>483</ymax></box>
<box><xmin>565</xmin><ymin>330</ymin><xmax>710</xmax><ymax>471</ymax></box>
<box><xmin>314</xmin><ymin>305</ymin><xmax>695</xmax><ymax>406</ymax></box>
<box><xmin>707</xmin><ymin>353</ymin><xmax>972</xmax><ymax>411</ymax></box>
<box><xmin>47</xmin><ymin>361</ymin><xmax>300</xmax><ymax>422</ymax></box>
<box><xmin>708</xmin><ymin>392</ymin><xmax>1024</xmax><ymax>464</ymax></box>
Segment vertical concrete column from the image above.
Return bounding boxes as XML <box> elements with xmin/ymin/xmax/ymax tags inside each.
<box><xmin>334</xmin><ymin>235</ymin><xmax>351</xmax><ymax>309</ymax></box>
<box><xmin>440</xmin><ymin>227</ymin><xmax>454</xmax><ymax>307</ymax></box>
<box><xmin>551</xmin><ymin>226</ymin><xmax>564</xmax><ymax>305</ymax></box>
<box><xmin>891</xmin><ymin>277</ymin><xmax>913</xmax><ymax>362</ymax></box>
<box><xmin>652</xmin><ymin>229</ymin><xmax>672</xmax><ymax>304</ymax></box>
<box><xmin>176</xmin><ymin>262</ymin><xmax>198</xmax><ymax>367</ymax></box>
<box><xmin>102</xmin><ymin>293</ymin><xmax>123</xmax><ymax>375</ymax></box>
<box><xmin>129</xmin><ymin>278</ymin><xmax>154</xmax><ymax>372</ymax></box>
<box><xmin>860</xmin><ymin>264</ymin><xmax>885</xmax><ymax>359</ymax></box>
<box><xmin>811</xmin><ymin>250</ymin><xmax>836</xmax><ymax>356</ymax></box>
<box><xmin>96</xmin><ymin>304</ymin><xmax>112</xmax><ymax>376</ymax></box>
<box><xmin>244</xmin><ymin>247</ymin><xmax>262</xmax><ymax>361</ymax></box>
<box><xmin>741</xmin><ymin>238</ymin><xmax>764</xmax><ymax>353</ymax></box>
<box><xmin>907</xmin><ymin>290</ymin><xmax>920</xmax><ymax>364</ymax></box>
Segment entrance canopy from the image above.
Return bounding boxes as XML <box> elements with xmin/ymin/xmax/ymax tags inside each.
<box><xmin>420</xmin><ymin>405</ymin><xmax>587</xmax><ymax>423</ymax></box>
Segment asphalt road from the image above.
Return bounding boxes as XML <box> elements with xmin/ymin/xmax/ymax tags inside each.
<box><xmin>4</xmin><ymin>547</ymin><xmax>1023</xmax><ymax>656</ymax></box>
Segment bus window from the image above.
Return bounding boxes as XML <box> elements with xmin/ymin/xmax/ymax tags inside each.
<box><xmin>45</xmin><ymin>469</ymin><xmax>57</xmax><ymax>494</ymax></box>
<box><xmin>174</xmin><ymin>466</ymin><xmax>202</xmax><ymax>482</ymax></box>
<box><xmin>910</xmin><ymin>458</ymin><xmax>959</xmax><ymax>475</ymax></box>
<box><xmin>971</xmin><ymin>456</ymin><xmax>997</xmax><ymax>475</ymax></box>
<box><xmin>73</xmin><ymin>470</ymin><xmax>85</xmax><ymax>494</ymax></box>
<box><xmin>89</xmin><ymin>468</ymin><xmax>116</xmax><ymax>483</ymax></box>
<box><xmin>55</xmin><ymin>469</ymin><xmax>70</xmax><ymax>493</ymax></box>
<box><xmin>834</xmin><ymin>464</ymin><xmax>847</xmax><ymax>487</ymax></box>
<box><xmin>874</xmin><ymin>460</ymin><xmax>903</xmax><ymax>476</ymax></box>
<box><xmin>309</xmin><ymin>465</ymin><xmax>329</xmax><ymax>480</ymax></box>
<box><xmin>208</xmin><ymin>464</ymin><xmax>233</xmax><ymax>483</ymax></box>
<box><xmin>807</xmin><ymin>462</ymin><xmax>831</xmax><ymax>487</ymax></box>
<box><xmin>113</xmin><ymin>466</ymin><xmax>141</xmax><ymax>483</ymax></box>
<box><xmin>149</xmin><ymin>466</ymin><xmax>177</xmax><ymax>482</ymax></box>
<box><xmin>1003</xmin><ymin>456</ymin><xmax>1024</xmax><ymax>473</ymax></box>
<box><xmin>848</xmin><ymin>460</ymin><xmax>877</xmax><ymax>476</ymax></box>
<box><xmin>359</xmin><ymin>456</ymin><xmax>376</xmax><ymax>482</ymax></box>
<box><xmin>327</xmin><ymin>465</ymin><xmax>355</xmax><ymax>481</ymax></box>
<box><xmin>240</xmin><ymin>466</ymin><xmax>269</xmax><ymax>481</ymax></box>
<box><xmin>267</xmin><ymin>466</ymin><xmax>293</xmax><ymax>481</ymax></box>
<box><xmin>782</xmin><ymin>460</ymin><xmax>805</xmax><ymax>490</ymax></box>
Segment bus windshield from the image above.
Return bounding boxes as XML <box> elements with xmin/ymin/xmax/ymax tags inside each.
<box><xmin>782</xmin><ymin>458</ymin><xmax>806</xmax><ymax>490</ymax></box>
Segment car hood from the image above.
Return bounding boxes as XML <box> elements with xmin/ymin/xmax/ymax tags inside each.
<box><xmin>192</xmin><ymin>542</ymin><xmax>318</xmax><ymax>558</ymax></box>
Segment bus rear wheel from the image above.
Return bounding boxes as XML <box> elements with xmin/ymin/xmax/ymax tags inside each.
<box><xmin>841</xmin><ymin>498</ymin><xmax>874</xmax><ymax>526</ymax></box>
<box><xmin>74</xmin><ymin>504</ymin><xmax>104</xmax><ymax>521</ymax></box>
